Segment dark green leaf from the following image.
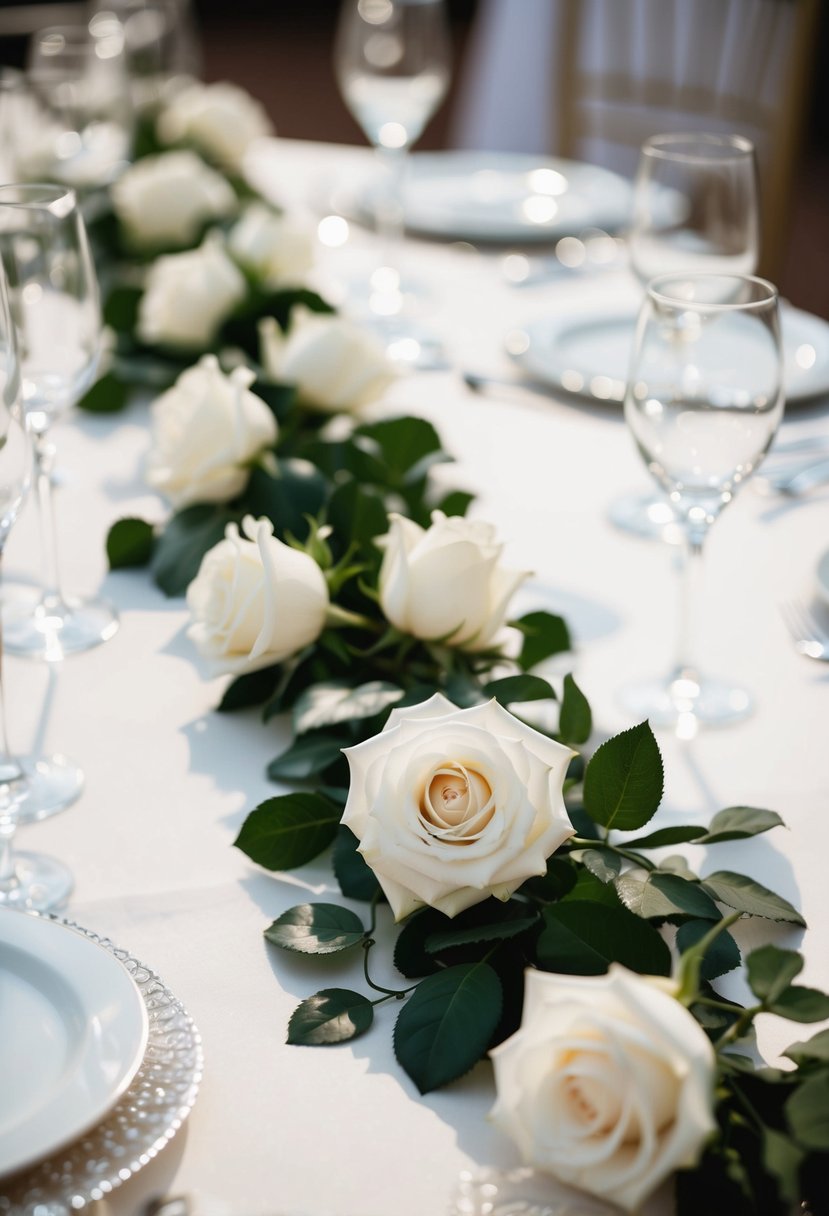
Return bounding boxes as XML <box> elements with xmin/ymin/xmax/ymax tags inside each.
<box><xmin>103</xmin><ymin>283</ymin><xmax>142</xmax><ymax>333</ymax></box>
<box><xmin>393</xmin><ymin>962</ymin><xmax>502</xmax><ymax>1092</ymax></box>
<box><xmin>251</xmin><ymin>378</ymin><xmax>297</xmax><ymax>423</ymax></box>
<box><xmin>333</xmin><ymin>827</ymin><xmax>381</xmax><ymax>902</ymax></box>
<box><xmin>768</xmin><ymin>986</ymin><xmax>829</xmax><ymax>1023</ymax></box>
<box><xmin>106</xmin><ymin>517</ymin><xmax>154</xmax><ymax>569</ymax></box>
<box><xmin>434</xmin><ymin>490</ymin><xmax>474</xmax><ymax>517</ymax></box>
<box><xmin>217</xmin><ymin>665</ymin><xmax>281</xmax><ymax>712</ymax></box>
<box><xmin>560</xmin><ymin>867</ymin><xmax>623</xmax><ymax>907</ymax></box>
<box><xmin>581</xmin><ymin>848</ymin><xmax>622</xmax><ymax>884</ymax></box>
<box><xmin>152</xmin><ymin>504</ymin><xmax>235</xmax><ymax>596</ymax></box>
<box><xmin>582</xmin><ymin>721</ymin><xmax>664</xmax><ymax>831</ymax></box>
<box><xmin>241</xmin><ymin>460</ymin><xmax>328</xmax><ymax>543</ymax></box>
<box><xmin>518</xmin><ymin>857</ymin><xmax>578</xmax><ymax>903</ymax></box>
<box><xmin>558</xmin><ymin>673</ymin><xmax>592</xmax><ymax>744</ymax></box>
<box><xmin>746</xmin><ymin>945</ymin><xmax>803</xmax><ymax>1003</ymax></box>
<box><xmin>326</xmin><ymin>480</ymin><xmax>389</xmax><ymax>552</ymax></box>
<box><xmin>76</xmin><ymin>370</ymin><xmax>129</xmax><ymax>413</ymax></box>
<box><xmin>266</xmin><ymin>732</ymin><xmax>345</xmax><ymax>781</ymax></box>
<box><xmin>698</xmin><ymin>806</ymin><xmax>786</xmax><ymax>844</ymax></box>
<box><xmin>482</xmin><ymin>674</ymin><xmax>555</xmax><ymax>705</ymax></box>
<box><xmin>512</xmin><ymin>610</ymin><xmax>571</xmax><ymax>671</ymax></box>
<box><xmin>676</xmin><ymin>919</ymin><xmax>741</xmax><ymax>980</ymax></box>
<box><xmin>293</xmin><ymin>681</ymin><xmax>404</xmax><ymax>735</ymax></box>
<box><xmin>786</xmin><ymin>1071</ymin><xmax>829</xmax><ymax>1148</ymax></box>
<box><xmin>425</xmin><ymin>915</ymin><xmax>539</xmax><ymax>954</ymax></box>
<box><xmin>623</xmin><ymin>825</ymin><xmax>707</xmax><ymax>849</ymax></box>
<box><xmin>701</xmin><ymin>871</ymin><xmax>806</xmax><ymax>927</ymax></box>
<box><xmin>355</xmin><ymin>416</ymin><xmax>443</xmax><ymax>481</ymax></box>
<box><xmin>537</xmin><ymin>901</ymin><xmax>672</xmax><ymax>975</ymax></box>
<box><xmin>615</xmin><ymin>871</ymin><xmax>720</xmax><ymax>921</ymax></box>
<box><xmin>234</xmin><ymin>792</ymin><xmax>341</xmax><ymax>870</ymax></box>
<box><xmin>761</xmin><ymin>1128</ymin><xmax>804</xmax><ymax>1204</ymax></box>
<box><xmin>393</xmin><ymin>908</ymin><xmax>446</xmax><ymax>978</ymax></box>
<box><xmin>785</xmin><ymin>1028</ymin><xmax>829</xmax><ymax>1065</ymax></box>
<box><xmin>287</xmin><ymin>988</ymin><xmax>373</xmax><ymax>1045</ymax></box>
<box><xmin>265</xmin><ymin>903</ymin><xmax>365</xmax><ymax>954</ymax></box>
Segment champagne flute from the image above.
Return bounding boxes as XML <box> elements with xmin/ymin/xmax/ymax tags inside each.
<box><xmin>610</xmin><ymin>133</ymin><xmax>760</xmax><ymax>542</ymax></box>
<box><xmin>0</xmin><ymin>183</ymin><xmax>117</xmax><ymax>662</ymax></box>
<box><xmin>334</xmin><ymin>0</ymin><xmax>450</xmax><ymax>363</ymax></box>
<box><xmin>620</xmin><ymin>272</ymin><xmax>783</xmax><ymax>735</ymax></box>
<box><xmin>0</xmin><ymin>265</ymin><xmax>73</xmax><ymax>911</ymax></box>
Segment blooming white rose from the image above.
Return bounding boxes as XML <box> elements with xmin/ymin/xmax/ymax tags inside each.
<box><xmin>157</xmin><ymin>80</ymin><xmax>273</xmax><ymax>172</ymax></box>
<box><xmin>342</xmin><ymin>693</ymin><xmax>574</xmax><ymax>920</ymax></box>
<box><xmin>146</xmin><ymin>355</ymin><xmax>277</xmax><ymax>508</ymax></box>
<box><xmin>138</xmin><ymin>235</ymin><xmax>246</xmax><ymax>350</ymax></box>
<box><xmin>186</xmin><ymin>515</ymin><xmax>329</xmax><ymax>676</ymax></box>
<box><xmin>490</xmin><ymin>966</ymin><xmax>717</xmax><ymax>1213</ymax></box>
<box><xmin>259</xmin><ymin>308</ymin><xmax>395</xmax><ymax>413</ymax></box>
<box><xmin>228</xmin><ymin>203</ymin><xmax>315</xmax><ymax>287</ymax></box>
<box><xmin>112</xmin><ymin>150</ymin><xmax>236</xmax><ymax>250</ymax></box>
<box><xmin>378</xmin><ymin>511</ymin><xmax>529</xmax><ymax>650</ymax></box>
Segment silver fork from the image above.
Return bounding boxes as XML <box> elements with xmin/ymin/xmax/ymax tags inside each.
<box><xmin>781</xmin><ymin>600</ymin><xmax>829</xmax><ymax>661</ymax></box>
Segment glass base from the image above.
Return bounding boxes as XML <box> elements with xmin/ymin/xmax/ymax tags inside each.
<box><xmin>620</xmin><ymin>671</ymin><xmax>753</xmax><ymax>737</ymax></box>
<box><xmin>2</xmin><ymin>592</ymin><xmax>119</xmax><ymax>660</ymax></box>
<box><xmin>0</xmin><ymin>850</ymin><xmax>73</xmax><ymax>911</ymax></box>
<box><xmin>16</xmin><ymin>753</ymin><xmax>84</xmax><ymax>823</ymax></box>
<box><xmin>607</xmin><ymin>490</ymin><xmax>684</xmax><ymax>544</ymax></box>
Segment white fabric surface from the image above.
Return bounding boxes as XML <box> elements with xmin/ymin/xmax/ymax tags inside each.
<box><xmin>4</xmin><ymin>138</ymin><xmax>828</xmax><ymax>1216</ymax></box>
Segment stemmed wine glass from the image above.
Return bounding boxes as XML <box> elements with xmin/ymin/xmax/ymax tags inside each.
<box><xmin>620</xmin><ymin>272</ymin><xmax>783</xmax><ymax>736</ymax></box>
<box><xmin>609</xmin><ymin>133</ymin><xmax>760</xmax><ymax>541</ymax></box>
<box><xmin>0</xmin><ymin>265</ymin><xmax>73</xmax><ymax>911</ymax></box>
<box><xmin>0</xmin><ymin>183</ymin><xmax>116</xmax><ymax>663</ymax></box>
<box><xmin>334</xmin><ymin>0</ymin><xmax>450</xmax><ymax>364</ymax></box>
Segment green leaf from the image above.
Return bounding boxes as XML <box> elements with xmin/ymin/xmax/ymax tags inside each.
<box><xmin>293</xmin><ymin>681</ymin><xmax>404</xmax><ymax>735</ymax></box>
<box><xmin>676</xmin><ymin>919</ymin><xmax>741</xmax><ymax>980</ymax></box>
<box><xmin>251</xmin><ymin>378</ymin><xmax>297</xmax><ymax>424</ymax></box>
<box><xmin>761</xmin><ymin>1128</ymin><xmax>804</xmax><ymax>1205</ymax></box>
<box><xmin>746</xmin><ymin>945</ymin><xmax>803</xmax><ymax>1003</ymax></box>
<box><xmin>434</xmin><ymin>490</ymin><xmax>474</xmax><ymax>518</ymax></box>
<box><xmin>537</xmin><ymin>901</ymin><xmax>672</xmax><ymax>976</ymax></box>
<box><xmin>393</xmin><ymin>908</ymin><xmax>446</xmax><ymax>978</ymax></box>
<box><xmin>558</xmin><ymin>673</ymin><xmax>591</xmax><ymax>744</ymax></box>
<box><xmin>482</xmin><ymin>674</ymin><xmax>555</xmax><ymax>705</ymax></box>
<box><xmin>103</xmin><ymin>283</ymin><xmax>142</xmax><ymax>333</ymax></box>
<box><xmin>623</xmin><ymin>825</ymin><xmax>707</xmax><ymax>849</ymax></box>
<box><xmin>393</xmin><ymin>962</ymin><xmax>502</xmax><ymax>1093</ymax></box>
<box><xmin>326</xmin><ymin>480</ymin><xmax>389</xmax><ymax>553</ymax></box>
<box><xmin>333</xmin><ymin>827</ymin><xmax>381</xmax><ymax>902</ymax></box>
<box><xmin>265</xmin><ymin>903</ymin><xmax>365</xmax><ymax>955</ymax></box>
<box><xmin>355</xmin><ymin>416</ymin><xmax>444</xmax><ymax>482</ymax></box>
<box><xmin>784</xmin><ymin>1028</ymin><xmax>829</xmax><ymax>1065</ymax></box>
<box><xmin>580</xmin><ymin>848</ymin><xmax>622</xmax><ymax>884</ymax></box>
<box><xmin>241</xmin><ymin>460</ymin><xmax>328</xmax><ymax>544</ymax></box>
<box><xmin>287</xmin><ymin>988</ymin><xmax>373</xmax><ymax>1045</ymax></box>
<box><xmin>512</xmin><ymin>610</ymin><xmax>571</xmax><ymax>671</ymax></box>
<box><xmin>785</xmin><ymin>1071</ymin><xmax>829</xmax><ymax>1148</ymax></box>
<box><xmin>152</xmin><ymin>504</ymin><xmax>235</xmax><ymax>596</ymax></box>
<box><xmin>582</xmin><ymin>721</ymin><xmax>664</xmax><ymax>831</ymax></box>
<box><xmin>560</xmin><ymin>867</ymin><xmax>622</xmax><ymax>907</ymax></box>
<box><xmin>615</xmin><ymin>871</ymin><xmax>720</xmax><ymax>921</ymax></box>
<box><xmin>233</xmin><ymin>792</ymin><xmax>341</xmax><ymax>870</ymax></box>
<box><xmin>106</xmin><ymin>517</ymin><xmax>154</xmax><ymax>569</ymax></box>
<box><xmin>701</xmin><ymin>871</ymin><xmax>806</xmax><ymax>926</ymax></box>
<box><xmin>518</xmin><ymin>856</ymin><xmax>578</xmax><ymax>903</ymax></box>
<box><xmin>266</xmin><ymin>732</ymin><xmax>345</xmax><ymax>781</ymax></box>
<box><xmin>217</xmin><ymin>665</ymin><xmax>281</xmax><ymax>712</ymax></box>
<box><xmin>768</xmin><ymin>986</ymin><xmax>829</xmax><ymax>1023</ymax></box>
<box><xmin>76</xmin><ymin>370</ymin><xmax>129</xmax><ymax>413</ymax></box>
<box><xmin>698</xmin><ymin>806</ymin><xmax>786</xmax><ymax>843</ymax></box>
<box><xmin>425</xmin><ymin>915</ymin><xmax>539</xmax><ymax>954</ymax></box>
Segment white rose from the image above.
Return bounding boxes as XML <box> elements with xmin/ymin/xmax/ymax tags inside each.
<box><xmin>228</xmin><ymin>203</ymin><xmax>315</xmax><ymax>287</ymax></box>
<box><xmin>146</xmin><ymin>355</ymin><xmax>277</xmax><ymax>508</ymax></box>
<box><xmin>490</xmin><ymin>966</ymin><xmax>717</xmax><ymax>1213</ymax></box>
<box><xmin>259</xmin><ymin>307</ymin><xmax>395</xmax><ymax>413</ymax></box>
<box><xmin>112</xmin><ymin>150</ymin><xmax>236</xmax><ymax>250</ymax></box>
<box><xmin>157</xmin><ymin>80</ymin><xmax>273</xmax><ymax>172</ymax></box>
<box><xmin>378</xmin><ymin>511</ymin><xmax>529</xmax><ymax>650</ymax></box>
<box><xmin>342</xmin><ymin>693</ymin><xmax>574</xmax><ymax>920</ymax></box>
<box><xmin>138</xmin><ymin>235</ymin><xmax>246</xmax><ymax>350</ymax></box>
<box><xmin>186</xmin><ymin>515</ymin><xmax>329</xmax><ymax>676</ymax></box>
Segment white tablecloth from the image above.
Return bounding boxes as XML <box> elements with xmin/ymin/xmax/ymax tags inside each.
<box><xmin>5</xmin><ymin>139</ymin><xmax>829</xmax><ymax>1216</ymax></box>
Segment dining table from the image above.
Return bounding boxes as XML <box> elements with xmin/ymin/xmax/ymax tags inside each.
<box><xmin>3</xmin><ymin>136</ymin><xmax>829</xmax><ymax>1216</ymax></box>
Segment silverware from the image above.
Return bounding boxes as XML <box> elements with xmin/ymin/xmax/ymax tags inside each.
<box><xmin>781</xmin><ymin>601</ymin><xmax>829</xmax><ymax>661</ymax></box>
<box><xmin>462</xmin><ymin>370</ymin><xmax>562</xmax><ymax>400</ymax></box>
<box><xmin>756</xmin><ymin>456</ymin><xmax>829</xmax><ymax>497</ymax></box>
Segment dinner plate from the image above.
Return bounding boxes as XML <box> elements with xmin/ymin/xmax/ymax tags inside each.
<box><xmin>0</xmin><ymin>910</ymin><xmax>148</xmax><ymax>1178</ymax></box>
<box><xmin>355</xmin><ymin>151</ymin><xmax>637</xmax><ymax>244</ymax></box>
<box><xmin>508</xmin><ymin>302</ymin><xmax>829</xmax><ymax>406</ymax></box>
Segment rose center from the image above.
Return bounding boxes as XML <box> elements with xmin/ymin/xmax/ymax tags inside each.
<box><xmin>419</xmin><ymin>763</ymin><xmax>494</xmax><ymax>842</ymax></box>
<box><xmin>562</xmin><ymin>1073</ymin><xmax>622</xmax><ymax>1134</ymax></box>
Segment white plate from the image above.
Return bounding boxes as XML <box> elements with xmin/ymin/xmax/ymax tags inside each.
<box><xmin>816</xmin><ymin>549</ymin><xmax>829</xmax><ymax>607</ymax></box>
<box><xmin>509</xmin><ymin>302</ymin><xmax>829</xmax><ymax>406</ymax></box>
<box><xmin>356</xmin><ymin>151</ymin><xmax>636</xmax><ymax>244</ymax></box>
<box><xmin>0</xmin><ymin>911</ymin><xmax>149</xmax><ymax>1177</ymax></box>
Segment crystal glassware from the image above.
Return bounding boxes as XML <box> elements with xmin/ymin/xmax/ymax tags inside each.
<box><xmin>334</xmin><ymin>0</ymin><xmax>450</xmax><ymax>364</ymax></box>
<box><xmin>610</xmin><ymin>132</ymin><xmax>760</xmax><ymax>542</ymax></box>
<box><xmin>0</xmin><ymin>183</ymin><xmax>116</xmax><ymax>661</ymax></box>
<box><xmin>620</xmin><ymin>272</ymin><xmax>783</xmax><ymax>735</ymax></box>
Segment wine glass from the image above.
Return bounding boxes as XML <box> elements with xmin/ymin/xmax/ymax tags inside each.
<box><xmin>334</xmin><ymin>0</ymin><xmax>450</xmax><ymax>365</ymax></box>
<box><xmin>0</xmin><ymin>266</ymin><xmax>73</xmax><ymax>911</ymax></box>
<box><xmin>620</xmin><ymin>272</ymin><xmax>783</xmax><ymax>736</ymax></box>
<box><xmin>0</xmin><ymin>183</ymin><xmax>117</xmax><ymax>663</ymax></box>
<box><xmin>87</xmin><ymin>0</ymin><xmax>202</xmax><ymax>112</ymax></box>
<box><xmin>609</xmin><ymin>132</ymin><xmax>760</xmax><ymax>542</ymax></box>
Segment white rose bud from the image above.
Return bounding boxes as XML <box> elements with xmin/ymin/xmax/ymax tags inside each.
<box><xmin>146</xmin><ymin>355</ymin><xmax>277</xmax><ymax>509</ymax></box>
<box><xmin>158</xmin><ymin>80</ymin><xmax>273</xmax><ymax>172</ymax></box>
<box><xmin>186</xmin><ymin>515</ymin><xmax>329</xmax><ymax>676</ymax></box>
<box><xmin>228</xmin><ymin>203</ymin><xmax>315</xmax><ymax>287</ymax></box>
<box><xmin>138</xmin><ymin>235</ymin><xmax>246</xmax><ymax>351</ymax></box>
<box><xmin>342</xmin><ymin>693</ymin><xmax>574</xmax><ymax>920</ymax></box>
<box><xmin>112</xmin><ymin>150</ymin><xmax>237</xmax><ymax>250</ymax></box>
<box><xmin>259</xmin><ymin>307</ymin><xmax>395</xmax><ymax>413</ymax></box>
<box><xmin>378</xmin><ymin>511</ymin><xmax>529</xmax><ymax>650</ymax></box>
<box><xmin>490</xmin><ymin>966</ymin><xmax>717</xmax><ymax>1212</ymax></box>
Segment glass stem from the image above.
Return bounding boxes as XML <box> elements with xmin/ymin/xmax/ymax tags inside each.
<box><xmin>31</xmin><ymin>422</ymin><xmax>66</xmax><ymax>614</ymax></box>
<box><xmin>0</xmin><ymin>550</ymin><xmax>23</xmax><ymax>890</ymax></box>
<box><xmin>671</xmin><ymin>522</ymin><xmax>707</xmax><ymax>691</ymax></box>
<box><xmin>374</xmin><ymin>145</ymin><xmax>407</xmax><ymax>276</ymax></box>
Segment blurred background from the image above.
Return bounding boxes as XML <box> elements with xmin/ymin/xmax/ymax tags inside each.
<box><xmin>1</xmin><ymin>0</ymin><xmax>826</xmax><ymax>317</ymax></box>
